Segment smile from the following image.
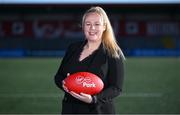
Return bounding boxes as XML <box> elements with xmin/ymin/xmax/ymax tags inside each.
<box><xmin>89</xmin><ymin>32</ymin><xmax>97</xmax><ymax>35</ymax></box>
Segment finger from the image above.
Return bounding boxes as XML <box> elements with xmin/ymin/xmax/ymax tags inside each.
<box><xmin>70</xmin><ymin>91</ymin><xmax>82</xmax><ymax>98</ymax></box>
<box><xmin>64</xmin><ymin>88</ymin><xmax>69</xmax><ymax>92</ymax></box>
<box><xmin>62</xmin><ymin>84</ymin><xmax>69</xmax><ymax>92</ymax></box>
<box><xmin>62</xmin><ymin>80</ymin><xmax>65</xmax><ymax>84</ymax></box>
<box><xmin>80</xmin><ymin>93</ymin><xmax>92</xmax><ymax>103</ymax></box>
<box><xmin>70</xmin><ymin>92</ymin><xmax>92</xmax><ymax>103</ymax></box>
<box><xmin>80</xmin><ymin>92</ymin><xmax>89</xmax><ymax>97</ymax></box>
<box><xmin>67</xmin><ymin>73</ymin><xmax>70</xmax><ymax>76</ymax></box>
<box><xmin>70</xmin><ymin>91</ymin><xmax>80</xmax><ymax>96</ymax></box>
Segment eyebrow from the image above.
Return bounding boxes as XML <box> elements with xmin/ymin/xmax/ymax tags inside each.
<box><xmin>85</xmin><ymin>21</ymin><xmax>101</xmax><ymax>23</ymax></box>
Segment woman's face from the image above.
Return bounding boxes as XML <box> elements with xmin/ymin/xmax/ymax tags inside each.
<box><xmin>83</xmin><ymin>12</ymin><xmax>105</xmax><ymax>42</ymax></box>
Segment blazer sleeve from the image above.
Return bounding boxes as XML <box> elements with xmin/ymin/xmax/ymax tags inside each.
<box><xmin>94</xmin><ymin>55</ymin><xmax>124</xmax><ymax>104</ymax></box>
<box><xmin>54</xmin><ymin>44</ymin><xmax>74</xmax><ymax>91</ymax></box>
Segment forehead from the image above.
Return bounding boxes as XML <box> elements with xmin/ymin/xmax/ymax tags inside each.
<box><xmin>84</xmin><ymin>12</ymin><xmax>103</xmax><ymax>22</ymax></box>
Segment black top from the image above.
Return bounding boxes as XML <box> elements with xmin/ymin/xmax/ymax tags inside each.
<box><xmin>64</xmin><ymin>41</ymin><xmax>98</xmax><ymax>74</ymax></box>
<box><xmin>54</xmin><ymin>41</ymin><xmax>124</xmax><ymax>114</ymax></box>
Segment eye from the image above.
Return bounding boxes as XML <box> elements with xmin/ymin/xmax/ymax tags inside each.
<box><xmin>85</xmin><ymin>23</ymin><xmax>91</xmax><ymax>26</ymax></box>
<box><xmin>95</xmin><ymin>23</ymin><xmax>100</xmax><ymax>26</ymax></box>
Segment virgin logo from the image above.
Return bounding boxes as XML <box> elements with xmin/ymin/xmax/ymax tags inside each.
<box><xmin>75</xmin><ymin>76</ymin><xmax>96</xmax><ymax>88</ymax></box>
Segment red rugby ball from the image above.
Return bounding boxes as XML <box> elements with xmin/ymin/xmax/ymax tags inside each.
<box><xmin>64</xmin><ymin>72</ymin><xmax>104</xmax><ymax>95</ymax></box>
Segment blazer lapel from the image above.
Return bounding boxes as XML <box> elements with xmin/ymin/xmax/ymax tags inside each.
<box><xmin>87</xmin><ymin>44</ymin><xmax>108</xmax><ymax>78</ymax></box>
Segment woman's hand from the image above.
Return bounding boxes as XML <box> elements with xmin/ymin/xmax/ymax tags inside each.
<box><xmin>62</xmin><ymin>80</ymin><xmax>69</xmax><ymax>92</ymax></box>
<box><xmin>62</xmin><ymin>73</ymin><xmax>70</xmax><ymax>93</ymax></box>
<box><xmin>62</xmin><ymin>73</ymin><xmax>92</xmax><ymax>103</ymax></box>
<box><xmin>69</xmin><ymin>91</ymin><xmax>93</xmax><ymax>104</ymax></box>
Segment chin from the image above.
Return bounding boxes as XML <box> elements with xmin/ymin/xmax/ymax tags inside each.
<box><xmin>87</xmin><ymin>37</ymin><xmax>100</xmax><ymax>42</ymax></box>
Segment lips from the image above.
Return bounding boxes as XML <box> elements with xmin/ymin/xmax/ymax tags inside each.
<box><xmin>89</xmin><ymin>32</ymin><xmax>97</xmax><ymax>36</ymax></box>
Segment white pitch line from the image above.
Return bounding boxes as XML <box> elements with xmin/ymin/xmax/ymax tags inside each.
<box><xmin>0</xmin><ymin>93</ymin><xmax>163</xmax><ymax>98</ymax></box>
<box><xmin>0</xmin><ymin>93</ymin><xmax>61</xmax><ymax>98</ymax></box>
<box><xmin>120</xmin><ymin>93</ymin><xmax>163</xmax><ymax>97</ymax></box>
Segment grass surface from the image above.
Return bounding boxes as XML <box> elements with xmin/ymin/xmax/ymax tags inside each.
<box><xmin>0</xmin><ymin>57</ymin><xmax>179</xmax><ymax>114</ymax></box>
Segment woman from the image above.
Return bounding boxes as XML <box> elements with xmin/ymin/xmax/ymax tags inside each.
<box><xmin>54</xmin><ymin>6</ymin><xmax>125</xmax><ymax>114</ymax></box>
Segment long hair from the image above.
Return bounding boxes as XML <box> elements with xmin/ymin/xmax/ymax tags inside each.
<box><xmin>82</xmin><ymin>6</ymin><xmax>125</xmax><ymax>59</ymax></box>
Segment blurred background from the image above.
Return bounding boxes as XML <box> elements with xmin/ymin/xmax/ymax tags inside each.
<box><xmin>0</xmin><ymin>0</ymin><xmax>180</xmax><ymax>114</ymax></box>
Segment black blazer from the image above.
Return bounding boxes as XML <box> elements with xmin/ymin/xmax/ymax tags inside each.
<box><xmin>54</xmin><ymin>41</ymin><xmax>124</xmax><ymax>114</ymax></box>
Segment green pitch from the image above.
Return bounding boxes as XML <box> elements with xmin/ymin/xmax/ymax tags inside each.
<box><xmin>0</xmin><ymin>57</ymin><xmax>179</xmax><ymax>114</ymax></box>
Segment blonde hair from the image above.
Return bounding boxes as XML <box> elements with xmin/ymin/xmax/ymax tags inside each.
<box><xmin>82</xmin><ymin>6</ymin><xmax>125</xmax><ymax>59</ymax></box>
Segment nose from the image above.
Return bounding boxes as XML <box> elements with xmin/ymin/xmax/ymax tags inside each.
<box><xmin>90</xmin><ymin>24</ymin><xmax>95</xmax><ymax>30</ymax></box>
